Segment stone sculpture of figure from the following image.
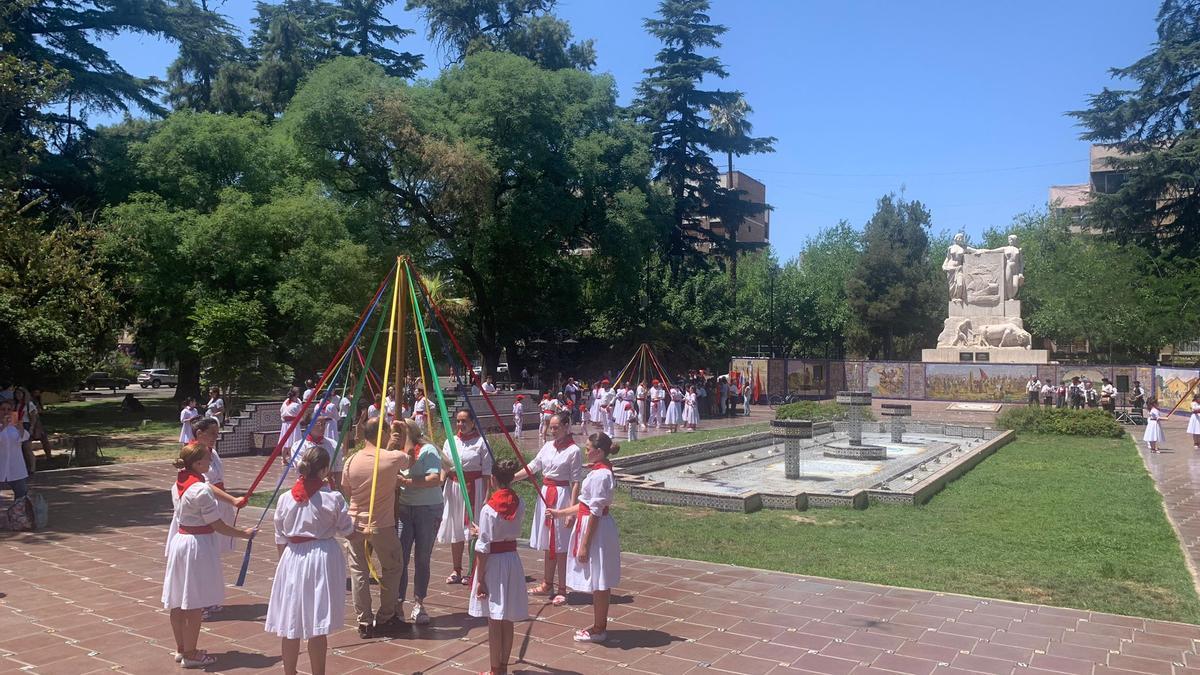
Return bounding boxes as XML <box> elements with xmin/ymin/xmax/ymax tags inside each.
<box><xmin>941</xmin><ymin>318</ymin><xmax>1031</xmax><ymax>349</ymax></box>
<box><xmin>942</xmin><ymin>233</ymin><xmax>969</xmax><ymax>304</ymax></box>
<box><xmin>975</xmin><ymin>234</ymin><xmax>1024</xmax><ymax>300</ymax></box>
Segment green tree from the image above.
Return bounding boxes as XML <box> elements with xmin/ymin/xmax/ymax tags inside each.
<box><xmin>1070</xmin><ymin>0</ymin><xmax>1200</xmax><ymax>257</ymax></box>
<box><xmin>707</xmin><ymin>96</ymin><xmax>774</xmax><ymax>289</ymax></box>
<box><xmin>797</xmin><ymin>221</ymin><xmax>861</xmax><ymax>358</ymax></box>
<box><xmin>845</xmin><ymin>194</ymin><xmax>942</xmax><ymax>359</ymax></box>
<box><xmin>165</xmin><ymin>0</ymin><xmax>247</xmax><ymax>112</ymax></box>
<box><xmin>406</xmin><ymin>0</ymin><xmax>593</xmax><ymax>69</ymax></box>
<box><xmin>634</xmin><ymin>0</ymin><xmax>770</xmax><ymax>265</ymax></box>
<box><xmin>282</xmin><ymin>54</ymin><xmax>658</xmax><ymax>374</ymax></box>
<box><xmin>334</xmin><ymin>0</ymin><xmax>423</xmax><ymax>77</ymax></box>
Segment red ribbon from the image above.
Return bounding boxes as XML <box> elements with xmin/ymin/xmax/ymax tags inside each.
<box><xmin>462</xmin><ymin>471</ymin><xmax>483</xmax><ymax>526</ymax></box>
<box><xmin>543</xmin><ymin>477</ymin><xmax>570</xmax><ymax>557</ymax></box>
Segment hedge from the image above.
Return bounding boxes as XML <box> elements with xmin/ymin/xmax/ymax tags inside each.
<box><xmin>995</xmin><ymin>406</ymin><xmax>1124</xmax><ymax>438</ymax></box>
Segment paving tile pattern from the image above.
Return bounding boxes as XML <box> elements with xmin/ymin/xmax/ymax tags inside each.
<box><xmin>2</xmin><ymin>411</ymin><xmax>1199</xmax><ymax>673</ymax></box>
<box><xmin>1133</xmin><ymin>417</ymin><xmax>1200</xmax><ymax>594</ymax></box>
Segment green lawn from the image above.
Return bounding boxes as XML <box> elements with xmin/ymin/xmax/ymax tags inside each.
<box><xmin>244</xmin><ymin>428</ymin><xmax>1200</xmax><ymax>622</ymax></box>
<box><xmin>39</xmin><ymin>397</ymin><xmax>183</xmax><ymax>462</ymax></box>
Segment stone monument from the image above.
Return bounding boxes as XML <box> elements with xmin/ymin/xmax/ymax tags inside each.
<box><xmin>922</xmin><ymin>233</ymin><xmax>1049</xmax><ymax>364</ymax></box>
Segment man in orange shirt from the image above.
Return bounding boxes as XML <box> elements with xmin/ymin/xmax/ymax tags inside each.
<box><xmin>343</xmin><ymin>416</ymin><xmax>411</xmax><ymax>638</ymax></box>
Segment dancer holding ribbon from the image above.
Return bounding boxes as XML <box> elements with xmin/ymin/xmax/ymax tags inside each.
<box><xmin>470</xmin><ymin>458</ymin><xmax>528</xmax><ymax>675</ymax></box>
<box><xmin>548</xmin><ymin>432</ymin><xmax>622</xmax><ymax>644</ymax></box>
<box><xmin>162</xmin><ymin>443</ymin><xmax>255</xmax><ymax>669</ymax></box>
<box><xmin>513</xmin><ymin>411</ymin><xmax>582</xmax><ymax>607</ymax></box>
<box><xmin>438</xmin><ymin>409</ymin><xmax>492</xmax><ymax>585</ymax></box>
<box><xmin>265</xmin><ymin>444</ymin><xmax>355</xmax><ymax>675</ymax></box>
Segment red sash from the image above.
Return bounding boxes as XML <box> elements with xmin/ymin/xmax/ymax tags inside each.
<box><xmin>572</xmin><ymin>502</ymin><xmax>609</xmax><ymax>557</ymax></box>
<box><xmin>288</xmin><ymin>536</ymin><xmax>317</xmax><ymax>545</ymax></box>
<box><xmin>542</xmin><ymin>477</ymin><xmax>570</xmax><ymax>557</ymax></box>
<box><xmin>178</xmin><ymin>524</ymin><xmax>214</xmax><ymax>535</ymax></box>
<box><xmin>490</xmin><ymin>540</ymin><xmax>518</xmax><ymax>554</ymax></box>
<box><xmin>461</xmin><ymin>470</ymin><xmax>483</xmax><ymax>526</ymax></box>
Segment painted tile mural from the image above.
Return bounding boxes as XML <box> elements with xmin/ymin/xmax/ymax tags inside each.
<box><xmin>909</xmin><ymin>365</ymin><xmax>926</xmax><ymax>399</ymax></box>
<box><xmin>1156</xmin><ymin>367</ymin><xmax>1199</xmax><ymax>413</ymax></box>
<box><xmin>1056</xmin><ymin>366</ymin><xmax>1107</xmax><ymax>387</ymax></box>
<box><xmin>866</xmin><ymin>362</ymin><xmax>909</xmax><ymax>398</ymax></box>
<box><xmin>925</xmin><ymin>364</ymin><xmax>1038</xmax><ymax>402</ymax></box>
<box><xmin>786</xmin><ymin>360</ymin><xmax>827</xmax><ymax>397</ymax></box>
<box><xmin>767</xmin><ymin>359</ymin><xmax>787</xmax><ymax>400</ymax></box>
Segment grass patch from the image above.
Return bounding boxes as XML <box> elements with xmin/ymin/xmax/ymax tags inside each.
<box><xmin>611</xmin><ymin>433</ymin><xmax>1200</xmax><ymax>622</ymax></box>
<box><xmin>39</xmin><ymin>397</ymin><xmax>183</xmax><ymax>463</ymax></box>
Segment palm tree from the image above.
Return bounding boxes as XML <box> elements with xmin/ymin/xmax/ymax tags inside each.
<box><xmin>709</xmin><ymin>96</ymin><xmax>753</xmax><ymax>292</ymax></box>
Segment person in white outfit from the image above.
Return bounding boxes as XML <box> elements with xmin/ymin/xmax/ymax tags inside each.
<box><xmin>162</xmin><ymin>443</ymin><xmax>254</xmax><ymax>669</ymax></box>
<box><xmin>279</xmin><ymin>388</ymin><xmax>303</xmax><ymax>451</ymax></box>
<box><xmin>664</xmin><ymin>385</ymin><xmax>683</xmax><ymax>433</ymax></box>
<box><xmin>513</xmin><ymin>412</ymin><xmax>582</xmax><ymax>606</ymax></box>
<box><xmin>599</xmin><ymin>383</ymin><xmax>617</xmax><ymax>437</ymax></box>
<box><xmin>265</xmin><ymin>444</ymin><xmax>355</xmax><ymax>675</ymax></box>
<box><xmin>1144</xmin><ymin>398</ymin><xmax>1167</xmax><ymax>453</ymax></box>
<box><xmin>179</xmin><ymin>398</ymin><xmax>200</xmax><ymax>445</ymax></box>
<box><xmin>538</xmin><ymin>394</ymin><xmax>554</xmax><ymax>441</ymax></box>
<box><xmin>469</xmin><ymin>458</ymin><xmax>528</xmax><ymax>675</ymax></box>
<box><xmin>549</xmin><ymin>431</ymin><xmax>621</xmax><ymax>644</ymax></box>
<box><xmin>1188</xmin><ymin>395</ymin><xmax>1200</xmax><ymax>450</ymax></box>
<box><xmin>412</xmin><ymin>390</ymin><xmax>433</xmax><ymax>434</ymax></box>
<box><xmin>683</xmin><ymin>385</ymin><xmax>699</xmax><ymax>431</ymax></box>
<box><xmin>512</xmin><ymin>395</ymin><xmax>525</xmax><ymax>438</ymax></box>
<box><xmin>649</xmin><ymin>381</ymin><xmax>665</xmax><ymax>429</ymax></box>
<box><xmin>438</xmin><ymin>410</ymin><xmax>493</xmax><ymax>584</ymax></box>
<box><xmin>204</xmin><ymin>387</ymin><xmax>225</xmax><ymax>426</ymax></box>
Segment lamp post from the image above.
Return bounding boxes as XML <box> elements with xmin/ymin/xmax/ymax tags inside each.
<box><xmin>768</xmin><ymin>264</ymin><xmax>776</xmax><ymax>358</ymax></box>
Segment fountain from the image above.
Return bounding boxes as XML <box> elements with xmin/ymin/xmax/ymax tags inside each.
<box><xmin>823</xmin><ymin>391</ymin><xmax>887</xmax><ymax>460</ymax></box>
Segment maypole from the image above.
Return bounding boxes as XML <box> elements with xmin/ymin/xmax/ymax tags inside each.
<box><xmin>362</xmin><ymin>259</ymin><xmax>403</xmax><ymax>581</ymax></box>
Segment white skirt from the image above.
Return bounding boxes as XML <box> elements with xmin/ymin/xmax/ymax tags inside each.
<box><xmin>529</xmin><ymin>483</ymin><xmax>573</xmax><ymax>552</ymax></box>
<box><xmin>1144</xmin><ymin>420</ymin><xmax>1166</xmax><ymax>443</ymax></box>
<box><xmin>213</xmin><ymin>499</ymin><xmax>237</xmax><ymax>554</ymax></box>
<box><xmin>614</xmin><ymin>404</ymin><xmax>630</xmax><ymax>426</ymax></box>
<box><xmin>682</xmin><ymin>404</ymin><xmax>699</xmax><ymax>426</ymax></box>
<box><xmin>264</xmin><ymin>539</ymin><xmax>346</xmax><ymax>639</ymax></box>
<box><xmin>468</xmin><ymin>551</ymin><xmax>529</xmax><ymax>621</ymax></box>
<box><xmin>437</xmin><ymin>475</ymin><xmax>487</xmax><ymax>544</ymax></box>
<box><xmin>566</xmin><ymin>515</ymin><xmax>621</xmax><ymax>592</ymax></box>
<box><xmin>162</xmin><ymin>532</ymin><xmax>225</xmax><ymax>610</ymax></box>
<box><xmin>1188</xmin><ymin>414</ymin><xmax>1200</xmax><ymax>435</ymax></box>
<box><xmin>664</xmin><ymin>402</ymin><xmax>682</xmax><ymax>425</ymax></box>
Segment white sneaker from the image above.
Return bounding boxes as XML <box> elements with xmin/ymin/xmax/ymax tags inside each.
<box><xmin>410</xmin><ymin>602</ymin><xmax>430</xmax><ymax>625</ymax></box>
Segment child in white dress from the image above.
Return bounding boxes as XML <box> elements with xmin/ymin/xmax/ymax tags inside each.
<box><xmin>1144</xmin><ymin>399</ymin><xmax>1167</xmax><ymax>453</ymax></box>
<box><xmin>549</xmin><ymin>432</ymin><xmax>622</xmax><ymax>644</ymax></box>
<box><xmin>470</xmin><ymin>459</ymin><xmax>529</xmax><ymax>674</ymax></box>
<box><xmin>179</xmin><ymin>398</ymin><xmax>199</xmax><ymax>445</ymax></box>
<box><xmin>664</xmin><ymin>386</ymin><xmax>683</xmax><ymax>432</ymax></box>
<box><xmin>162</xmin><ymin>444</ymin><xmax>255</xmax><ymax>669</ymax></box>
<box><xmin>683</xmin><ymin>386</ymin><xmax>699</xmax><ymax>431</ymax></box>
<box><xmin>513</xmin><ymin>411</ymin><xmax>582</xmax><ymax>607</ymax></box>
<box><xmin>265</xmin><ymin>444</ymin><xmax>354</xmax><ymax>675</ymax></box>
<box><xmin>1188</xmin><ymin>395</ymin><xmax>1200</xmax><ymax>450</ymax></box>
<box><xmin>512</xmin><ymin>395</ymin><xmax>525</xmax><ymax>438</ymax></box>
<box><xmin>437</xmin><ymin>411</ymin><xmax>492</xmax><ymax>584</ymax></box>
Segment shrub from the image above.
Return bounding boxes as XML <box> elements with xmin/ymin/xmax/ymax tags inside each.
<box><xmin>775</xmin><ymin>400</ymin><xmax>875</xmax><ymax>422</ymax></box>
<box><xmin>995</xmin><ymin>406</ymin><xmax>1123</xmax><ymax>438</ymax></box>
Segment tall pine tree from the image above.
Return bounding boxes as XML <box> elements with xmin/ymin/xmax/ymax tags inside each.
<box><xmin>165</xmin><ymin>0</ymin><xmax>247</xmax><ymax>111</ymax></box>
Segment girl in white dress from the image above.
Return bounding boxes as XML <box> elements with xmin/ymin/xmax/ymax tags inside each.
<box><xmin>279</xmin><ymin>388</ymin><xmax>303</xmax><ymax>450</ymax></box>
<box><xmin>513</xmin><ymin>411</ymin><xmax>582</xmax><ymax>607</ymax></box>
<box><xmin>683</xmin><ymin>386</ymin><xmax>699</xmax><ymax>431</ymax></box>
<box><xmin>265</xmin><ymin>444</ymin><xmax>354</xmax><ymax>675</ymax></box>
<box><xmin>1188</xmin><ymin>395</ymin><xmax>1200</xmax><ymax>450</ymax></box>
<box><xmin>549</xmin><ymin>432</ymin><xmax>621</xmax><ymax>644</ymax></box>
<box><xmin>664</xmin><ymin>386</ymin><xmax>683</xmax><ymax>433</ymax></box>
<box><xmin>438</xmin><ymin>411</ymin><xmax>493</xmax><ymax>584</ymax></box>
<box><xmin>179</xmin><ymin>398</ymin><xmax>199</xmax><ymax>445</ymax></box>
<box><xmin>162</xmin><ymin>443</ymin><xmax>255</xmax><ymax>669</ymax></box>
<box><xmin>512</xmin><ymin>395</ymin><xmax>525</xmax><ymax>438</ymax></box>
<box><xmin>1144</xmin><ymin>398</ymin><xmax>1167</xmax><ymax>453</ymax></box>
<box><xmin>589</xmin><ymin>384</ymin><xmax>602</xmax><ymax>428</ymax></box>
<box><xmin>469</xmin><ymin>459</ymin><xmax>529</xmax><ymax>674</ymax></box>
<box><xmin>204</xmin><ymin>387</ymin><xmax>225</xmax><ymax>425</ymax></box>
<box><xmin>538</xmin><ymin>393</ymin><xmax>554</xmax><ymax>441</ymax></box>
<box><xmin>612</xmin><ymin>386</ymin><xmax>629</xmax><ymax>431</ymax></box>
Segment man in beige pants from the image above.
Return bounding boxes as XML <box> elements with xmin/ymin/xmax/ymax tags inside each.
<box><xmin>343</xmin><ymin>415</ymin><xmax>411</xmax><ymax>637</ymax></box>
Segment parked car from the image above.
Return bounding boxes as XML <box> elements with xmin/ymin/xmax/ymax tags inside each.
<box><xmin>137</xmin><ymin>368</ymin><xmax>178</xmax><ymax>389</ymax></box>
<box><xmin>81</xmin><ymin>372</ymin><xmax>130</xmax><ymax>391</ymax></box>
<box><xmin>497</xmin><ymin>362</ymin><xmax>509</xmax><ymax>375</ymax></box>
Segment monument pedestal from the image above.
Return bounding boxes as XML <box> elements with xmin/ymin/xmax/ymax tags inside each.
<box><xmin>921</xmin><ymin>347</ymin><xmax>1049</xmax><ymax>364</ymax></box>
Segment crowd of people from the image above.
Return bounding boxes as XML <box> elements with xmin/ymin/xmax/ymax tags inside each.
<box><xmin>167</xmin><ymin>395</ymin><xmax>620</xmax><ymax>675</ymax></box>
<box><xmin>1024</xmin><ymin>375</ymin><xmax>1130</xmax><ymax>412</ymax></box>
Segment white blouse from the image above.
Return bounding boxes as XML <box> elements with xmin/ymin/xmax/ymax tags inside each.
<box><xmin>173</xmin><ymin>482</ymin><xmax>220</xmax><ymax>527</ymax></box>
<box><xmin>527</xmin><ymin>439</ymin><xmax>584</xmax><ymax>483</ymax></box>
<box><xmin>474</xmin><ymin>499</ymin><xmax>526</xmax><ymax>554</ymax></box>
<box><xmin>578</xmin><ymin>467</ymin><xmax>615</xmax><ymax>513</ymax></box>
<box><xmin>0</xmin><ymin>424</ymin><xmax>29</xmax><ymax>483</ymax></box>
<box><xmin>272</xmin><ymin>488</ymin><xmax>354</xmax><ymax>545</ymax></box>
<box><xmin>442</xmin><ymin>434</ymin><xmax>492</xmax><ymax>474</ymax></box>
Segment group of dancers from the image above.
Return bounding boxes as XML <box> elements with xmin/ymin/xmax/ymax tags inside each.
<box><xmin>513</xmin><ymin>379</ymin><xmax>700</xmax><ymax>441</ymax></box>
<box><xmin>164</xmin><ymin>401</ymin><xmax>620</xmax><ymax>675</ymax></box>
<box><xmin>1142</xmin><ymin>394</ymin><xmax>1200</xmax><ymax>453</ymax></box>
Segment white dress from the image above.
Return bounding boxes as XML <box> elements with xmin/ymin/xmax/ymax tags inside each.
<box><xmin>279</xmin><ymin>398</ymin><xmax>302</xmax><ymax>449</ymax></box>
<box><xmin>1144</xmin><ymin>408</ymin><xmax>1166</xmax><ymax>444</ymax></box>
<box><xmin>265</xmin><ymin>488</ymin><xmax>354</xmax><ymax>639</ymax></box>
<box><xmin>664</xmin><ymin>389</ymin><xmax>683</xmax><ymax>425</ymax></box>
<box><xmin>1188</xmin><ymin>402</ymin><xmax>1200</xmax><ymax>435</ymax></box>
<box><xmin>0</xmin><ymin>423</ymin><xmax>29</xmax><ymax>485</ymax></box>
<box><xmin>205</xmin><ymin>397</ymin><xmax>225</xmax><ymax>422</ymax></box>
<box><xmin>512</xmin><ymin>402</ymin><xmax>524</xmax><ymax>435</ymax></box>
<box><xmin>682</xmin><ymin>392</ymin><xmax>699</xmax><ymax>427</ymax></box>
<box><xmin>566</xmin><ymin>467</ymin><xmax>621</xmax><ymax>592</ymax></box>
<box><xmin>468</xmin><ymin>499</ymin><xmax>529</xmax><ymax>621</ymax></box>
<box><xmin>205</xmin><ymin>449</ymin><xmax>237</xmax><ymax>554</ymax></box>
<box><xmin>588</xmin><ymin>388</ymin><xmax>602</xmax><ymax>424</ymax></box>
<box><xmin>526</xmin><ymin>439</ymin><xmax>583</xmax><ymax>552</ymax></box>
<box><xmin>162</xmin><ymin>481</ymin><xmax>225</xmax><ymax>610</ymax></box>
<box><xmin>321</xmin><ymin>401</ymin><xmax>341</xmax><ymax>446</ymax></box>
<box><xmin>179</xmin><ymin>407</ymin><xmax>199</xmax><ymax>444</ymax></box>
<box><xmin>613</xmin><ymin>389</ymin><xmax>630</xmax><ymax>427</ymax></box>
<box><xmin>437</xmin><ymin>434</ymin><xmax>492</xmax><ymax>544</ymax></box>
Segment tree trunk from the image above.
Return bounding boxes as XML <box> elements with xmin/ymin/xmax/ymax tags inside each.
<box><xmin>727</xmin><ymin>152</ymin><xmax>738</xmax><ymax>293</ymax></box>
<box><xmin>175</xmin><ymin>352</ymin><xmax>203</xmax><ymax>403</ymax></box>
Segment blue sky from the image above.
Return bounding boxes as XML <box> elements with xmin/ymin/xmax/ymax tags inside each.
<box><xmin>98</xmin><ymin>0</ymin><xmax>1160</xmax><ymax>260</ymax></box>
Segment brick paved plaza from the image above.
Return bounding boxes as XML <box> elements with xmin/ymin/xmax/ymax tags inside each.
<box><xmin>3</xmin><ymin>407</ymin><xmax>1200</xmax><ymax>674</ymax></box>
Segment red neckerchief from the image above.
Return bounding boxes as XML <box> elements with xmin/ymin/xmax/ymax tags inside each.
<box><xmin>176</xmin><ymin>468</ymin><xmax>206</xmax><ymax>494</ymax></box>
<box><xmin>457</xmin><ymin>431</ymin><xmax>480</xmax><ymax>443</ymax></box>
<box><xmin>487</xmin><ymin>487</ymin><xmax>520</xmax><ymax>521</ymax></box>
<box><xmin>553</xmin><ymin>435</ymin><xmax>575</xmax><ymax>451</ymax></box>
<box><xmin>590</xmin><ymin>461</ymin><xmax>612</xmax><ymax>471</ymax></box>
<box><xmin>306</xmin><ymin>433</ymin><xmax>324</xmax><ymax>444</ymax></box>
<box><xmin>291</xmin><ymin>476</ymin><xmax>325</xmax><ymax>503</ymax></box>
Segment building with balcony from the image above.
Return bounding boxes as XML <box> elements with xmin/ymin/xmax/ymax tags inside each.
<box><xmin>691</xmin><ymin>170</ymin><xmax>770</xmax><ymax>252</ymax></box>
